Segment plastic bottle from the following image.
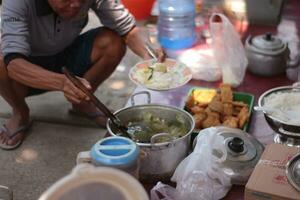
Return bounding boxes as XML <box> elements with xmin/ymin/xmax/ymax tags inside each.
<box><xmin>158</xmin><ymin>0</ymin><xmax>197</xmax><ymax>50</ymax></box>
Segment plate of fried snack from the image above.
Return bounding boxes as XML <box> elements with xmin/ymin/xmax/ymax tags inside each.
<box><xmin>184</xmin><ymin>84</ymin><xmax>254</xmax><ymax>131</ymax></box>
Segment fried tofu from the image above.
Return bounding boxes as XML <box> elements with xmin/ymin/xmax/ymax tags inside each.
<box><xmin>193</xmin><ymin>112</ymin><xmax>207</xmax><ymax>129</ymax></box>
<box><xmin>185</xmin><ymin>85</ymin><xmax>250</xmax><ymax>130</ymax></box>
<box><xmin>202</xmin><ymin>115</ymin><xmax>221</xmax><ymax>129</ymax></box>
<box><xmin>223</xmin><ymin>103</ymin><xmax>233</xmax><ymax>116</ymax></box>
<box><xmin>190</xmin><ymin>106</ymin><xmax>205</xmax><ymax>114</ymax></box>
<box><xmin>220</xmin><ymin>84</ymin><xmax>233</xmax><ymax>103</ymax></box>
<box><xmin>238</xmin><ymin>107</ymin><xmax>249</xmax><ymax>128</ymax></box>
<box><xmin>223</xmin><ymin>116</ymin><xmax>239</xmax><ymax>128</ymax></box>
<box><xmin>207</xmin><ymin>94</ymin><xmax>223</xmax><ymax>113</ymax></box>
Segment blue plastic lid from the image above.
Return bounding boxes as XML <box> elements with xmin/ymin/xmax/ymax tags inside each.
<box><xmin>90</xmin><ymin>137</ymin><xmax>139</xmax><ymax>167</ymax></box>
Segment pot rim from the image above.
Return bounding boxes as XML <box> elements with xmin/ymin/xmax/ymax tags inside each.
<box><xmin>106</xmin><ymin>103</ymin><xmax>195</xmax><ymax>147</ymax></box>
<box><xmin>258</xmin><ymin>85</ymin><xmax>300</xmax><ymax>127</ymax></box>
<box><xmin>245</xmin><ymin>36</ymin><xmax>288</xmax><ymax>56</ymax></box>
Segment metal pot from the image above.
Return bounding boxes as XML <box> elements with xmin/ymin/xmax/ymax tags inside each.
<box><xmin>245</xmin><ymin>33</ymin><xmax>298</xmax><ymax>76</ymax></box>
<box><xmin>258</xmin><ymin>83</ymin><xmax>300</xmax><ymax>138</ymax></box>
<box><xmin>106</xmin><ymin>91</ymin><xmax>195</xmax><ymax>182</ymax></box>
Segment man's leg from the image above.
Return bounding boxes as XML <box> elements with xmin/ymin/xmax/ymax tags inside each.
<box><xmin>71</xmin><ymin>28</ymin><xmax>126</xmax><ymax>121</ymax></box>
<box><xmin>0</xmin><ymin>57</ymin><xmax>30</xmax><ymax>147</ymax></box>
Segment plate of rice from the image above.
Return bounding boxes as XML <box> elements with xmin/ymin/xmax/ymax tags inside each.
<box><xmin>129</xmin><ymin>58</ymin><xmax>192</xmax><ymax>91</ymax></box>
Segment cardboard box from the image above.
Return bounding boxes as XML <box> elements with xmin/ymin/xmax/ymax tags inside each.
<box><xmin>245</xmin><ymin>143</ymin><xmax>300</xmax><ymax>200</ymax></box>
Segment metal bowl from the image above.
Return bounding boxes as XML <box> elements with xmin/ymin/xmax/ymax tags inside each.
<box><xmin>258</xmin><ymin>85</ymin><xmax>300</xmax><ymax>138</ymax></box>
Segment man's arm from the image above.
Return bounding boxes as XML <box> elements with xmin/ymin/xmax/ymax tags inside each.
<box><xmin>91</xmin><ymin>0</ymin><xmax>165</xmax><ymax>61</ymax></box>
<box><xmin>7</xmin><ymin>59</ymin><xmax>90</xmax><ymax>104</ymax></box>
<box><xmin>123</xmin><ymin>26</ymin><xmax>165</xmax><ymax>61</ymax></box>
<box><xmin>122</xmin><ymin>26</ymin><xmax>151</xmax><ymax>59</ymax></box>
<box><xmin>7</xmin><ymin>58</ymin><xmax>65</xmax><ymax>91</ymax></box>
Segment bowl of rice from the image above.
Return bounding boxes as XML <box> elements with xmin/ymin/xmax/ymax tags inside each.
<box><xmin>258</xmin><ymin>84</ymin><xmax>300</xmax><ymax>138</ymax></box>
<box><xmin>129</xmin><ymin>58</ymin><xmax>192</xmax><ymax>91</ymax></box>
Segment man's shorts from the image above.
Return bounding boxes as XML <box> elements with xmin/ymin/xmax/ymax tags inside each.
<box><xmin>27</xmin><ymin>27</ymin><xmax>103</xmax><ymax>96</ymax></box>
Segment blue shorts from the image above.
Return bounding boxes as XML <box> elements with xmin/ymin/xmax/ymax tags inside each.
<box><xmin>27</xmin><ymin>27</ymin><xmax>103</xmax><ymax>96</ymax></box>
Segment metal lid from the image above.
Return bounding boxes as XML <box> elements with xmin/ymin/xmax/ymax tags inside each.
<box><xmin>286</xmin><ymin>153</ymin><xmax>300</xmax><ymax>192</ymax></box>
<box><xmin>252</xmin><ymin>33</ymin><xmax>284</xmax><ymax>51</ymax></box>
<box><xmin>91</xmin><ymin>137</ymin><xmax>139</xmax><ymax>167</ymax></box>
<box><xmin>213</xmin><ymin>127</ymin><xmax>265</xmax><ymax>185</ymax></box>
<box><xmin>247</xmin><ymin>33</ymin><xmax>287</xmax><ymax>55</ymax></box>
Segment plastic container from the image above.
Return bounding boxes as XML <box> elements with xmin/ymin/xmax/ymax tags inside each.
<box><xmin>157</xmin><ymin>0</ymin><xmax>196</xmax><ymax>50</ymax></box>
<box><xmin>77</xmin><ymin>137</ymin><xmax>140</xmax><ymax>179</ymax></box>
<box><xmin>38</xmin><ymin>164</ymin><xmax>149</xmax><ymax>200</ymax></box>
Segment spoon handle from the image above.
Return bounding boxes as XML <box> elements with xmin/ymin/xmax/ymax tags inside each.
<box><xmin>145</xmin><ymin>43</ymin><xmax>158</xmax><ymax>61</ymax></box>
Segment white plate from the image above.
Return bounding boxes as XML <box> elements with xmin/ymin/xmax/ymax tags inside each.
<box><xmin>129</xmin><ymin>58</ymin><xmax>192</xmax><ymax>91</ymax></box>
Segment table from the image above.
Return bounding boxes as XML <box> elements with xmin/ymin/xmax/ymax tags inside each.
<box><xmin>126</xmin><ymin>72</ymin><xmax>294</xmax><ymax>199</ymax></box>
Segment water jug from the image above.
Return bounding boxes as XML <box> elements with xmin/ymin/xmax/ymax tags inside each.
<box><xmin>158</xmin><ymin>0</ymin><xmax>196</xmax><ymax>50</ymax></box>
<box><xmin>77</xmin><ymin>137</ymin><xmax>140</xmax><ymax>179</ymax></box>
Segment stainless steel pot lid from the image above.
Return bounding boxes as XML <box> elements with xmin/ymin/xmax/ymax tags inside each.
<box><xmin>286</xmin><ymin>153</ymin><xmax>300</xmax><ymax>192</ymax></box>
<box><xmin>220</xmin><ymin>130</ymin><xmax>263</xmax><ymax>163</ymax></box>
<box><xmin>251</xmin><ymin>33</ymin><xmax>285</xmax><ymax>51</ymax></box>
<box><xmin>213</xmin><ymin>127</ymin><xmax>265</xmax><ymax>185</ymax></box>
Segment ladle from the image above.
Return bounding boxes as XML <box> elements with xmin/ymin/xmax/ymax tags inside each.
<box><xmin>254</xmin><ymin>106</ymin><xmax>291</xmax><ymax>121</ymax></box>
<box><xmin>62</xmin><ymin>67</ymin><xmax>131</xmax><ymax>138</ymax></box>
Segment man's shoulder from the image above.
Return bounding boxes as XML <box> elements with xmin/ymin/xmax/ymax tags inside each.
<box><xmin>2</xmin><ymin>0</ymin><xmax>33</xmax><ymax>11</ymax></box>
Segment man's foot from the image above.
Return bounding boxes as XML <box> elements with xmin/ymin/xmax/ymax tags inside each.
<box><xmin>70</xmin><ymin>102</ymin><xmax>108</xmax><ymax>128</ymax></box>
<box><xmin>0</xmin><ymin>114</ymin><xmax>32</xmax><ymax>150</ymax></box>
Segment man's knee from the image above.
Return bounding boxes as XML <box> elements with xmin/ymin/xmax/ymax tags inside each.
<box><xmin>93</xmin><ymin>28</ymin><xmax>126</xmax><ymax>59</ymax></box>
<box><xmin>0</xmin><ymin>56</ymin><xmax>9</xmax><ymax>81</ymax></box>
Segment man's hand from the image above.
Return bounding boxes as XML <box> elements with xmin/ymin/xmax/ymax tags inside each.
<box><xmin>61</xmin><ymin>76</ymin><xmax>91</xmax><ymax>104</ymax></box>
<box><xmin>144</xmin><ymin>46</ymin><xmax>166</xmax><ymax>63</ymax></box>
<box><xmin>123</xmin><ymin>27</ymin><xmax>167</xmax><ymax>62</ymax></box>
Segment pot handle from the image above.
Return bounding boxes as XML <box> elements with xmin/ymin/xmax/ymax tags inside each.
<box><xmin>150</xmin><ymin>133</ymin><xmax>175</xmax><ymax>147</ymax></box>
<box><xmin>278</xmin><ymin>127</ymin><xmax>300</xmax><ymax>137</ymax></box>
<box><xmin>0</xmin><ymin>185</ymin><xmax>13</xmax><ymax>200</ymax></box>
<box><xmin>287</xmin><ymin>54</ymin><xmax>300</xmax><ymax>69</ymax></box>
<box><xmin>292</xmin><ymin>82</ymin><xmax>300</xmax><ymax>89</ymax></box>
<box><xmin>130</xmin><ymin>91</ymin><xmax>151</xmax><ymax>106</ymax></box>
<box><xmin>76</xmin><ymin>151</ymin><xmax>92</xmax><ymax>165</ymax></box>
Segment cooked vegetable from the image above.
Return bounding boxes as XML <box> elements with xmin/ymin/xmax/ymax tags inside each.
<box><xmin>127</xmin><ymin>112</ymin><xmax>188</xmax><ymax>143</ymax></box>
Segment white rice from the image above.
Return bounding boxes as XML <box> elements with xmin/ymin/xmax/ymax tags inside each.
<box><xmin>264</xmin><ymin>91</ymin><xmax>300</xmax><ymax>125</ymax></box>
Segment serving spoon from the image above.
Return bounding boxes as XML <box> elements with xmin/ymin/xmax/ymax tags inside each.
<box><xmin>62</xmin><ymin>67</ymin><xmax>131</xmax><ymax>138</ymax></box>
<box><xmin>254</xmin><ymin>106</ymin><xmax>291</xmax><ymax>121</ymax></box>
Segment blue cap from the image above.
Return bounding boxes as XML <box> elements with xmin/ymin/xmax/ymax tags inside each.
<box><xmin>90</xmin><ymin>137</ymin><xmax>139</xmax><ymax>167</ymax></box>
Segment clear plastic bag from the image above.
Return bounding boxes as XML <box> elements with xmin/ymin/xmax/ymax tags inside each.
<box><xmin>210</xmin><ymin>13</ymin><xmax>248</xmax><ymax>87</ymax></box>
<box><xmin>170</xmin><ymin>127</ymin><xmax>232</xmax><ymax>200</ymax></box>
<box><xmin>150</xmin><ymin>182</ymin><xmax>181</xmax><ymax>200</ymax></box>
<box><xmin>178</xmin><ymin>46</ymin><xmax>221</xmax><ymax>82</ymax></box>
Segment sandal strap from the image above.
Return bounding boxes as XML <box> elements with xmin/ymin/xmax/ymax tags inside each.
<box><xmin>1</xmin><ymin>122</ymin><xmax>32</xmax><ymax>139</ymax></box>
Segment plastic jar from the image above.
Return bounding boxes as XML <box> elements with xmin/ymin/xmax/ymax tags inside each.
<box><xmin>77</xmin><ymin>137</ymin><xmax>140</xmax><ymax>179</ymax></box>
<box><xmin>158</xmin><ymin>0</ymin><xmax>196</xmax><ymax>49</ymax></box>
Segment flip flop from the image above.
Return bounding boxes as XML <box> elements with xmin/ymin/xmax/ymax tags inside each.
<box><xmin>68</xmin><ymin>109</ymin><xmax>108</xmax><ymax>128</ymax></box>
<box><xmin>0</xmin><ymin>120</ymin><xmax>33</xmax><ymax>150</ymax></box>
